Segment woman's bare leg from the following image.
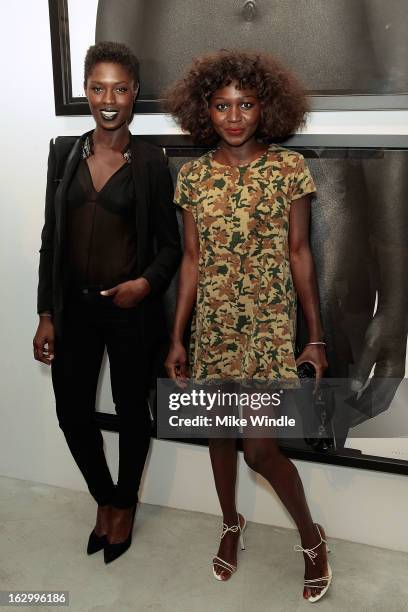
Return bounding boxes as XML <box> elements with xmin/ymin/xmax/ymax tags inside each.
<box><xmin>209</xmin><ymin>437</ymin><xmax>244</xmax><ymax>580</ymax></box>
<box><xmin>94</xmin><ymin>504</ymin><xmax>111</xmax><ymax>536</ymax></box>
<box><xmin>242</xmin><ymin>436</ymin><xmax>329</xmax><ymax>599</ymax></box>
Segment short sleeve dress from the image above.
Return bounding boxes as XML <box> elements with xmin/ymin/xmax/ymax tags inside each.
<box><xmin>174</xmin><ymin>145</ymin><xmax>316</xmax><ymax>383</ymax></box>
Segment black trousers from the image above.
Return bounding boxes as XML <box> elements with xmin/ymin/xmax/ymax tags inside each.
<box><xmin>51</xmin><ymin>290</ymin><xmax>153</xmax><ymax>508</ymax></box>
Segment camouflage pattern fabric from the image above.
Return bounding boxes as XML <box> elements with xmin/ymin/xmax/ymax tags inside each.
<box><xmin>174</xmin><ymin>145</ymin><xmax>316</xmax><ymax>383</ymax></box>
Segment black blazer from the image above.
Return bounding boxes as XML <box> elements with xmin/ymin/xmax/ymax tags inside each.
<box><xmin>37</xmin><ymin>131</ymin><xmax>182</xmax><ymax>339</ymax></box>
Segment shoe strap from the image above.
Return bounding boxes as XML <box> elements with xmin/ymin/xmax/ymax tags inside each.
<box><xmin>221</xmin><ymin>522</ymin><xmax>241</xmax><ymax>539</ymax></box>
<box><xmin>304</xmin><ymin>575</ymin><xmax>330</xmax><ymax>586</ymax></box>
<box><xmin>213</xmin><ymin>555</ymin><xmax>237</xmax><ymax>573</ymax></box>
<box><xmin>294</xmin><ymin>524</ymin><xmax>326</xmax><ymax>566</ymax></box>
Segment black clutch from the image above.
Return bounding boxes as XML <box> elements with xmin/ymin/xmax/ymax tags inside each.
<box><xmin>297</xmin><ymin>361</ymin><xmax>317</xmax><ymax>380</ymax></box>
<box><xmin>296</xmin><ymin>361</ymin><xmax>335</xmax><ymax>452</ymax></box>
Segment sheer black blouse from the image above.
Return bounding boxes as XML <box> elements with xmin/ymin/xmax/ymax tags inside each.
<box><xmin>66</xmin><ymin>157</ymin><xmax>138</xmax><ymax>289</ymax></box>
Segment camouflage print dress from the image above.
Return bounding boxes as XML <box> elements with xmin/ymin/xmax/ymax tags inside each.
<box><xmin>174</xmin><ymin>145</ymin><xmax>316</xmax><ymax>383</ymax></box>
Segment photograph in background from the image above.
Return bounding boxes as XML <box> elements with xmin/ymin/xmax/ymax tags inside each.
<box><xmin>50</xmin><ymin>0</ymin><xmax>408</xmax><ymax>113</ymax></box>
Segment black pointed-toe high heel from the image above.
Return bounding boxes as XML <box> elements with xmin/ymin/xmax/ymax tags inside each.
<box><xmin>87</xmin><ymin>530</ymin><xmax>107</xmax><ymax>555</ymax></box>
<box><xmin>104</xmin><ymin>505</ymin><xmax>137</xmax><ymax>564</ymax></box>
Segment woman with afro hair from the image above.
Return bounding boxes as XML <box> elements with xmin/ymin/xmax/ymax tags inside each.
<box><xmin>165</xmin><ymin>50</ymin><xmax>331</xmax><ymax>602</ymax></box>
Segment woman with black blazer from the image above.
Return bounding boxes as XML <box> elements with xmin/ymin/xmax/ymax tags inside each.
<box><xmin>33</xmin><ymin>41</ymin><xmax>181</xmax><ymax>563</ymax></box>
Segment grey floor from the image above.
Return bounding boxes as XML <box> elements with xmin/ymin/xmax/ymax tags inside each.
<box><xmin>1</xmin><ymin>476</ymin><xmax>408</xmax><ymax>612</ymax></box>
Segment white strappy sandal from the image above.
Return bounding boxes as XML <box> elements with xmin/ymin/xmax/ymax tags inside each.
<box><xmin>294</xmin><ymin>523</ymin><xmax>332</xmax><ymax>603</ymax></box>
<box><xmin>212</xmin><ymin>513</ymin><xmax>246</xmax><ymax>581</ymax></box>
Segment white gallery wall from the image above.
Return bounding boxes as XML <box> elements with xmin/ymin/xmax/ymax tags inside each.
<box><xmin>1</xmin><ymin>0</ymin><xmax>408</xmax><ymax>553</ymax></box>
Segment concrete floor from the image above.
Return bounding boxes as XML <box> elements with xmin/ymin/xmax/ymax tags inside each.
<box><xmin>1</xmin><ymin>476</ymin><xmax>408</xmax><ymax>612</ymax></box>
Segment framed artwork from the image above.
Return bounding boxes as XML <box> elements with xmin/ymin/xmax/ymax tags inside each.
<box><xmin>94</xmin><ymin>133</ymin><xmax>408</xmax><ymax>476</ymax></box>
<box><xmin>49</xmin><ymin>0</ymin><xmax>408</xmax><ymax>115</ymax></box>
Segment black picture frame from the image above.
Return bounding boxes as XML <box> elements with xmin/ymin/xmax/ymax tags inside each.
<box><xmin>91</xmin><ymin>132</ymin><xmax>408</xmax><ymax>478</ymax></box>
<box><xmin>49</xmin><ymin>0</ymin><xmax>408</xmax><ymax>115</ymax></box>
<box><xmin>96</xmin><ymin>411</ymin><xmax>408</xmax><ymax>476</ymax></box>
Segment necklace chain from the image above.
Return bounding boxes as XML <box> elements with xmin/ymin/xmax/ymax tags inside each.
<box><xmin>82</xmin><ymin>134</ymin><xmax>132</xmax><ymax>164</ymax></box>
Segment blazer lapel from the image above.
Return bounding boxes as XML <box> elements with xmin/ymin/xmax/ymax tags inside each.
<box><xmin>131</xmin><ymin>137</ymin><xmax>149</xmax><ymax>273</ymax></box>
<box><xmin>55</xmin><ymin>136</ymin><xmax>83</xmax><ymax>242</ymax></box>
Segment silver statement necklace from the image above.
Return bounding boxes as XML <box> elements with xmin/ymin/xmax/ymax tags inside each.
<box><xmin>82</xmin><ymin>133</ymin><xmax>132</xmax><ymax>164</ymax></box>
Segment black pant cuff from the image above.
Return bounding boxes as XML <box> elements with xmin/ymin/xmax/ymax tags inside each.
<box><xmin>112</xmin><ymin>491</ymin><xmax>139</xmax><ymax>509</ymax></box>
